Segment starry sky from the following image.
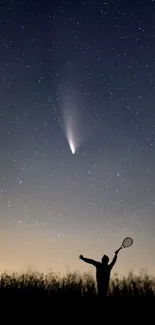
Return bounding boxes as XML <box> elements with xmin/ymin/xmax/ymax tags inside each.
<box><xmin>0</xmin><ymin>0</ymin><xmax>155</xmax><ymax>276</ymax></box>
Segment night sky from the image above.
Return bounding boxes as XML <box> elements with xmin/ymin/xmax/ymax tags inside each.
<box><xmin>0</xmin><ymin>0</ymin><xmax>155</xmax><ymax>276</ymax></box>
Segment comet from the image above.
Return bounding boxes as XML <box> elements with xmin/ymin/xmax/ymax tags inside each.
<box><xmin>66</xmin><ymin>125</ymin><xmax>76</xmax><ymax>154</ymax></box>
<box><xmin>65</xmin><ymin>114</ymin><xmax>77</xmax><ymax>154</ymax></box>
<box><xmin>54</xmin><ymin>87</ymin><xmax>90</xmax><ymax>155</ymax></box>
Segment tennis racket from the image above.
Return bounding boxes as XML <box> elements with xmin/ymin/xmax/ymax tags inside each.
<box><xmin>116</xmin><ymin>237</ymin><xmax>133</xmax><ymax>253</ymax></box>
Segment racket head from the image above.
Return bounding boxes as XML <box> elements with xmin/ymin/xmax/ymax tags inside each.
<box><xmin>122</xmin><ymin>237</ymin><xmax>133</xmax><ymax>248</ymax></box>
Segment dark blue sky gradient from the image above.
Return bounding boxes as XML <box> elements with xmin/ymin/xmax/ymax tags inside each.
<box><xmin>0</xmin><ymin>0</ymin><xmax>155</xmax><ymax>275</ymax></box>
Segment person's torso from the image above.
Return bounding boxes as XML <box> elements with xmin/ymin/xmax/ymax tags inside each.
<box><xmin>96</xmin><ymin>263</ymin><xmax>111</xmax><ymax>284</ymax></box>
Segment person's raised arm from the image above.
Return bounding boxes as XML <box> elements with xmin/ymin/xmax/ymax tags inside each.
<box><xmin>109</xmin><ymin>249</ymin><xmax>120</xmax><ymax>270</ymax></box>
<box><xmin>79</xmin><ymin>255</ymin><xmax>98</xmax><ymax>267</ymax></box>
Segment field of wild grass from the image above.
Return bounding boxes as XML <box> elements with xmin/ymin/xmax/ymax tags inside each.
<box><xmin>0</xmin><ymin>271</ymin><xmax>155</xmax><ymax>301</ymax></box>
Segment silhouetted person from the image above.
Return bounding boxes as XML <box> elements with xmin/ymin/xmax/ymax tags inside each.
<box><xmin>79</xmin><ymin>249</ymin><xmax>120</xmax><ymax>298</ymax></box>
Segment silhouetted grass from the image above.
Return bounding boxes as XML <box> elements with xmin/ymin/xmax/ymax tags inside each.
<box><xmin>0</xmin><ymin>271</ymin><xmax>96</xmax><ymax>301</ymax></box>
<box><xmin>0</xmin><ymin>271</ymin><xmax>154</xmax><ymax>321</ymax></box>
<box><xmin>0</xmin><ymin>270</ymin><xmax>155</xmax><ymax>300</ymax></box>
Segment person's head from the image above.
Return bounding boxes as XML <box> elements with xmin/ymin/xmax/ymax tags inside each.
<box><xmin>101</xmin><ymin>255</ymin><xmax>109</xmax><ymax>265</ymax></box>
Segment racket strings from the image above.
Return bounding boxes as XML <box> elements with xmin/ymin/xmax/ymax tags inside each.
<box><xmin>122</xmin><ymin>237</ymin><xmax>133</xmax><ymax>247</ymax></box>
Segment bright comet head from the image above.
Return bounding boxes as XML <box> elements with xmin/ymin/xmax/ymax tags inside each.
<box><xmin>67</xmin><ymin>131</ymin><xmax>76</xmax><ymax>154</ymax></box>
<box><xmin>62</xmin><ymin>108</ymin><xmax>77</xmax><ymax>154</ymax></box>
<box><xmin>70</xmin><ymin>143</ymin><xmax>75</xmax><ymax>154</ymax></box>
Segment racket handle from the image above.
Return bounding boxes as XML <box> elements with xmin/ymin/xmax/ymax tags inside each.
<box><xmin>115</xmin><ymin>247</ymin><xmax>122</xmax><ymax>254</ymax></box>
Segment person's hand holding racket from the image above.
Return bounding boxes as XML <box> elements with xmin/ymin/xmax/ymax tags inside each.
<box><xmin>115</xmin><ymin>237</ymin><xmax>133</xmax><ymax>254</ymax></box>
